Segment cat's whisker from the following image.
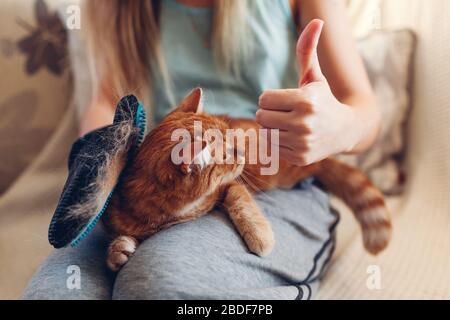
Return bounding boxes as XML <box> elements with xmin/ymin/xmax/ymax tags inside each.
<box><xmin>241</xmin><ymin>171</ymin><xmax>276</xmax><ymax>196</ymax></box>
<box><xmin>238</xmin><ymin>173</ymin><xmax>259</xmax><ymax>191</ymax></box>
<box><xmin>246</xmin><ymin>177</ymin><xmax>276</xmax><ymax>203</ymax></box>
<box><xmin>240</xmin><ymin>174</ymin><xmax>266</xmax><ymax>195</ymax></box>
<box><xmin>241</xmin><ymin>170</ymin><xmax>274</xmax><ymax>188</ymax></box>
<box><xmin>235</xmin><ymin>176</ymin><xmax>246</xmax><ymax>186</ymax></box>
<box><xmin>239</xmin><ymin>173</ymin><xmax>276</xmax><ymax>204</ymax></box>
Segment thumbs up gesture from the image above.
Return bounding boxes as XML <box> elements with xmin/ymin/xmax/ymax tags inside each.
<box><xmin>256</xmin><ymin>19</ymin><xmax>359</xmax><ymax>166</ymax></box>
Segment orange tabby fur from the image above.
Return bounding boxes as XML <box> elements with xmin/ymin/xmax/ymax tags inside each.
<box><xmin>103</xmin><ymin>88</ymin><xmax>391</xmax><ymax>271</ymax></box>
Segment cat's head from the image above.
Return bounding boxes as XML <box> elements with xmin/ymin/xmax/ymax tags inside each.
<box><xmin>134</xmin><ymin>88</ymin><xmax>245</xmax><ymax>195</ymax></box>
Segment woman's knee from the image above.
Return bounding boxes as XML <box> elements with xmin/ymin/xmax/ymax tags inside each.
<box><xmin>112</xmin><ymin>236</ymin><xmax>214</xmax><ymax>299</ymax></box>
<box><xmin>112</xmin><ymin>213</ymin><xmax>242</xmax><ymax>299</ymax></box>
<box><xmin>23</xmin><ymin>227</ymin><xmax>113</xmax><ymax>300</ymax></box>
<box><xmin>22</xmin><ymin>251</ymin><xmax>113</xmax><ymax>300</ymax></box>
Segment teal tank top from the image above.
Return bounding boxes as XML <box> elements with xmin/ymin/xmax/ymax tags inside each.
<box><xmin>152</xmin><ymin>0</ymin><xmax>299</xmax><ymax>123</ymax></box>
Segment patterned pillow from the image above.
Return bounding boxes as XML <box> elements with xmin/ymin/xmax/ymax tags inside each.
<box><xmin>0</xmin><ymin>0</ymin><xmax>71</xmax><ymax>194</ymax></box>
<box><xmin>340</xmin><ymin>29</ymin><xmax>416</xmax><ymax>194</ymax></box>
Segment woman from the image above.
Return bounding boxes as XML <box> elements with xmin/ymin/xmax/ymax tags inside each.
<box><xmin>24</xmin><ymin>0</ymin><xmax>379</xmax><ymax>300</ymax></box>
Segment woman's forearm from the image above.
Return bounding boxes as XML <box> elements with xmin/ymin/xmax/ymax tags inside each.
<box><xmin>340</xmin><ymin>92</ymin><xmax>380</xmax><ymax>154</ymax></box>
<box><xmin>79</xmin><ymin>98</ymin><xmax>115</xmax><ymax>136</ymax></box>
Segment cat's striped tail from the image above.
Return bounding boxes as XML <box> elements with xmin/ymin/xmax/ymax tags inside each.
<box><xmin>316</xmin><ymin>158</ymin><xmax>392</xmax><ymax>255</ymax></box>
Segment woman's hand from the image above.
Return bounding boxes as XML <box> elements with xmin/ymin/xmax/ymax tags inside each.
<box><xmin>256</xmin><ymin>19</ymin><xmax>364</xmax><ymax>166</ymax></box>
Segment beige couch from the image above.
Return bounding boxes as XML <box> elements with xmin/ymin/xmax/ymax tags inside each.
<box><xmin>317</xmin><ymin>0</ymin><xmax>450</xmax><ymax>299</ymax></box>
<box><xmin>0</xmin><ymin>0</ymin><xmax>449</xmax><ymax>299</ymax></box>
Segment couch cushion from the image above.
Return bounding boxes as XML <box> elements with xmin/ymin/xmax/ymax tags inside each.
<box><xmin>0</xmin><ymin>0</ymin><xmax>71</xmax><ymax>194</ymax></box>
<box><xmin>339</xmin><ymin>29</ymin><xmax>416</xmax><ymax>195</ymax></box>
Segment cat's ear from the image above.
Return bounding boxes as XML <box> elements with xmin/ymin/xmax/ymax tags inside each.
<box><xmin>178</xmin><ymin>138</ymin><xmax>211</xmax><ymax>174</ymax></box>
<box><xmin>176</xmin><ymin>87</ymin><xmax>203</xmax><ymax>114</ymax></box>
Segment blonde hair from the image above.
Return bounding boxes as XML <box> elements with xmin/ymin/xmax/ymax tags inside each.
<box><xmin>84</xmin><ymin>0</ymin><xmax>250</xmax><ymax>104</ymax></box>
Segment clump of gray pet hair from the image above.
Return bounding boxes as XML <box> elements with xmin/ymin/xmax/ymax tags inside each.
<box><xmin>64</xmin><ymin>117</ymin><xmax>139</xmax><ymax>223</ymax></box>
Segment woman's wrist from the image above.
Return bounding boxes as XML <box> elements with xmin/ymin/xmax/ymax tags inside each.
<box><xmin>79</xmin><ymin>100</ymin><xmax>115</xmax><ymax>136</ymax></box>
<box><xmin>340</xmin><ymin>95</ymin><xmax>380</xmax><ymax>154</ymax></box>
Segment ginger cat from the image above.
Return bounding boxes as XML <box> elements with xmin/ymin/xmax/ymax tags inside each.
<box><xmin>102</xmin><ymin>88</ymin><xmax>391</xmax><ymax>271</ymax></box>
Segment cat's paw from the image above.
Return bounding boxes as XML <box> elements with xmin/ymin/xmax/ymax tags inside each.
<box><xmin>107</xmin><ymin>236</ymin><xmax>138</xmax><ymax>272</ymax></box>
<box><xmin>244</xmin><ymin>221</ymin><xmax>275</xmax><ymax>257</ymax></box>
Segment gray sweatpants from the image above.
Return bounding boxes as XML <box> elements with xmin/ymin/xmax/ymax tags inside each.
<box><xmin>23</xmin><ymin>181</ymin><xmax>338</xmax><ymax>300</ymax></box>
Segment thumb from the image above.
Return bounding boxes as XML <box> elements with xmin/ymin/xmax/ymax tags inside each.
<box><xmin>297</xmin><ymin>19</ymin><xmax>325</xmax><ymax>87</ymax></box>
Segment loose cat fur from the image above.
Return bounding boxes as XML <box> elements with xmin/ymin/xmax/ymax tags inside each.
<box><xmin>102</xmin><ymin>88</ymin><xmax>392</xmax><ymax>271</ymax></box>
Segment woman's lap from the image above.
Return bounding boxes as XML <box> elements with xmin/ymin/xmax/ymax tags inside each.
<box><xmin>23</xmin><ymin>183</ymin><xmax>338</xmax><ymax>300</ymax></box>
<box><xmin>22</xmin><ymin>225</ymin><xmax>113</xmax><ymax>300</ymax></box>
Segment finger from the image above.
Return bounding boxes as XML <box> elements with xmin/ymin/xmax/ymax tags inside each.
<box><xmin>297</xmin><ymin>19</ymin><xmax>325</xmax><ymax>86</ymax></box>
<box><xmin>259</xmin><ymin>89</ymin><xmax>314</xmax><ymax>119</ymax></box>
<box><xmin>278</xmin><ymin>146</ymin><xmax>307</xmax><ymax>166</ymax></box>
<box><xmin>269</xmin><ymin>129</ymin><xmax>310</xmax><ymax>148</ymax></box>
<box><xmin>256</xmin><ymin>109</ymin><xmax>294</xmax><ymax>131</ymax></box>
<box><xmin>259</xmin><ymin>89</ymin><xmax>297</xmax><ymax>111</ymax></box>
<box><xmin>267</xmin><ymin>130</ymin><xmax>293</xmax><ymax>149</ymax></box>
